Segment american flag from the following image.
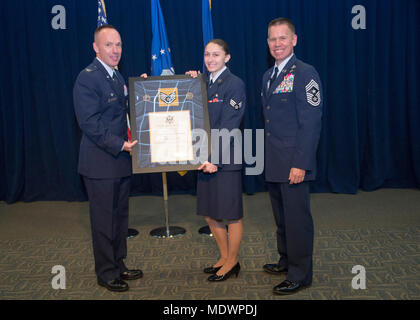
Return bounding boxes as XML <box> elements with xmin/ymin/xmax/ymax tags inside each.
<box><xmin>97</xmin><ymin>0</ymin><xmax>108</xmax><ymax>26</ymax></box>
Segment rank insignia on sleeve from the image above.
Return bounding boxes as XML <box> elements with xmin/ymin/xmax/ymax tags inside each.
<box><xmin>305</xmin><ymin>79</ymin><xmax>321</xmax><ymax>107</ymax></box>
<box><xmin>230</xmin><ymin>99</ymin><xmax>242</xmax><ymax>110</ymax></box>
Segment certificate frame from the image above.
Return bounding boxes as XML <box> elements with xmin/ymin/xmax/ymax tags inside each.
<box><xmin>128</xmin><ymin>74</ymin><xmax>211</xmax><ymax>174</ymax></box>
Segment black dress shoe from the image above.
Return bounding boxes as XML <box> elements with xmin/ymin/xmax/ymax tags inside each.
<box><xmin>207</xmin><ymin>262</ymin><xmax>240</xmax><ymax>282</ymax></box>
<box><xmin>121</xmin><ymin>269</ymin><xmax>143</xmax><ymax>280</ymax></box>
<box><xmin>203</xmin><ymin>265</ymin><xmax>222</xmax><ymax>274</ymax></box>
<box><xmin>263</xmin><ymin>263</ymin><xmax>288</xmax><ymax>275</ymax></box>
<box><xmin>97</xmin><ymin>278</ymin><xmax>129</xmax><ymax>292</ymax></box>
<box><xmin>273</xmin><ymin>280</ymin><xmax>309</xmax><ymax>295</ymax></box>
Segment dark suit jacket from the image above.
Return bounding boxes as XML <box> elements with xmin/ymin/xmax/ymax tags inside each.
<box><xmin>206</xmin><ymin>68</ymin><xmax>246</xmax><ymax>171</ymax></box>
<box><xmin>73</xmin><ymin>58</ymin><xmax>131</xmax><ymax>179</ymax></box>
<box><xmin>261</xmin><ymin>55</ymin><xmax>323</xmax><ymax>183</ymax></box>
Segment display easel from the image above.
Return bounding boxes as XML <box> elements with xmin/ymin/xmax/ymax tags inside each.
<box><xmin>150</xmin><ymin>172</ymin><xmax>186</xmax><ymax>238</ymax></box>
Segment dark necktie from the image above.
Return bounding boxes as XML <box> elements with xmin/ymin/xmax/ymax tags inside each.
<box><xmin>268</xmin><ymin>66</ymin><xmax>279</xmax><ymax>92</ymax></box>
<box><xmin>112</xmin><ymin>70</ymin><xmax>118</xmax><ymax>82</ymax></box>
<box><xmin>209</xmin><ymin>79</ymin><xmax>214</xmax><ymax>87</ymax></box>
<box><xmin>112</xmin><ymin>71</ymin><xmax>124</xmax><ymax>96</ymax></box>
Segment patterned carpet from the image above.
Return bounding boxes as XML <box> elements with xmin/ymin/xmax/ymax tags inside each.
<box><xmin>0</xmin><ymin>190</ymin><xmax>419</xmax><ymax>300</ymax></box>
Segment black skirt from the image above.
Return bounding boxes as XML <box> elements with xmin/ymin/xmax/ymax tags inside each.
<box><xmin>196</xmin><ymin>170</ymin><xmax>243</xmax><ymax>220</ymax></box>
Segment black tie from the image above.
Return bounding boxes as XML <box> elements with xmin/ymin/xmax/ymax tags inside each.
<box><xmin>209</xmin><ymin>79</ymin><xmax>214</xmax><ymax>87</ymax></box>
<box><xmin>268</xmin><ymin>66</ymin><xmax>279</xmax><ymax>92</ymax></box>
<box><xmin>112</xmin><ymin>71</ymin><xmax>123</xmax><ymax>97</ymax></box>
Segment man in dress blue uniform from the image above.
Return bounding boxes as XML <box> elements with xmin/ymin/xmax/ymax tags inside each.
<box><xmin>261</xmin><ymin>18</ymin><xmax>323</xmax><ymax>295</ymax></box>
<box><xmin>73</xmin><ymin>25</ymin><xmax>142</xmax><ymax>292</ymax></box>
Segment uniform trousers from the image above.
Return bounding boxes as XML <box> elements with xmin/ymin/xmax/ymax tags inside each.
<box><xmin>83</xmin><ymin>176</ymin><xmax>130</xmax><ymax>282</ymax></box>
<box><xmin>266</xmin><ymin>181</ymin><xmax>314</xmax><ymax>286</ymax></box>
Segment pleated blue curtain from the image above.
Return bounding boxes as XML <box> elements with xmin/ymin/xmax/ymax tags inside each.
<box><xmin>0</xmin><ymin>0</ymin><xmax>418</xmax><ymax>203</ymax></box>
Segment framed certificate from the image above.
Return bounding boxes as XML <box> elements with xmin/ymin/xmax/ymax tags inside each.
<box><xmin>128</xmin><ymin>74</ymin><xmax>211</xmax><ymax>173</ymax></box>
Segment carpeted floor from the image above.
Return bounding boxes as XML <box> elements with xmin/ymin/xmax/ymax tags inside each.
<box><xmin>0</xmin><ymin>189</ymin><xmax>419</xmax><ymax>300</ymax></box>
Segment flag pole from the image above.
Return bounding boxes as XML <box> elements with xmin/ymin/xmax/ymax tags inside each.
<box><xmin>149</xmin><ymin>0</ymin><xmax>186</xmax><ymax>238</ymax></box>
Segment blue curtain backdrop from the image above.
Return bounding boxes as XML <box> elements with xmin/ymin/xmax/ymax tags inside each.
<box><xmin>0</xmin><ymin>0</ymin><xmax>419</xmax><ymax>203</ymax></box>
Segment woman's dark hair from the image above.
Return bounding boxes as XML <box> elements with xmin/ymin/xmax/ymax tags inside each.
<box><xmin>206</xmin><ymin>39</ymin><xmax>230</xmax><ymax>55</ymax></box>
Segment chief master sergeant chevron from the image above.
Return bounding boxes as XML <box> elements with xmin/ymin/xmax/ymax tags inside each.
<box><xmin>73</xmin><ymin>25</ymin><xmax>141</xmax><ymax>293</ymax></box>
<box><xmin>261</xmin><ymin>17</ymin><xmax>323</xmax><ymax>295</ymax></box>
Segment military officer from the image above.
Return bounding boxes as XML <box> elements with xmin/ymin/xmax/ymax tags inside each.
<box><xmin>261</xmin><ymin>18</ymin><xmax>323</xmax><ymax>295</ymax></box>
<box><xmin>73</xmin><ymin>25</ymin><xmax>142</xmax><ymax>292</ymax></box>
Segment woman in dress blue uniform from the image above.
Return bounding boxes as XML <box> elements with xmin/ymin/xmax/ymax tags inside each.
<box><xmin>187</xmin><ymin>39</ymin><xmax>246</xmax><ymax>282</ymax></box>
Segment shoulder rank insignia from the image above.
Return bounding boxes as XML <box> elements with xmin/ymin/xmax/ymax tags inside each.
<box><xmin>85</xmin><ymin>65</ymin><xmax>97</xmax><ymax>72</ymax></box>
<box><xmin>230</xmin><ymin>99</ymin><xmax>242</xmax><ymax>110</ymax></box>
<box><xmin>305</xmin><ymin>79</ymin><xmax>321</xmax><ymax>107</ymax></box>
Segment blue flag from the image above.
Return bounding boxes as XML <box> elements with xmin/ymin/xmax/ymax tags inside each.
<box><xmin>97</xmin><ymin>0</ymin><xmax>108</xmax><ymax>26</ymax></box>
<box><xmin>202</xmin><ymin>0</ymin><xmax>214</xmax><ymax>72</ymax></box>
<box><xmin>151</xmin><ymin>0</ymin><xmax>175</xmax><ymax>76</ymax></box>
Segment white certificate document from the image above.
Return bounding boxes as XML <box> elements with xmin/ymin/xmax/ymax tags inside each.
<box><xmin>149</xmin><ymin>110</ymin><xmax>194</xmax><ymax>163</ymax></box>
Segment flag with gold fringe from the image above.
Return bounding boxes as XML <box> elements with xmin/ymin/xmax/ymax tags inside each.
<box><xmin>97</xmin><ymin>0</ymin><xmax>108</xmax><ymax>26</ymax></box>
